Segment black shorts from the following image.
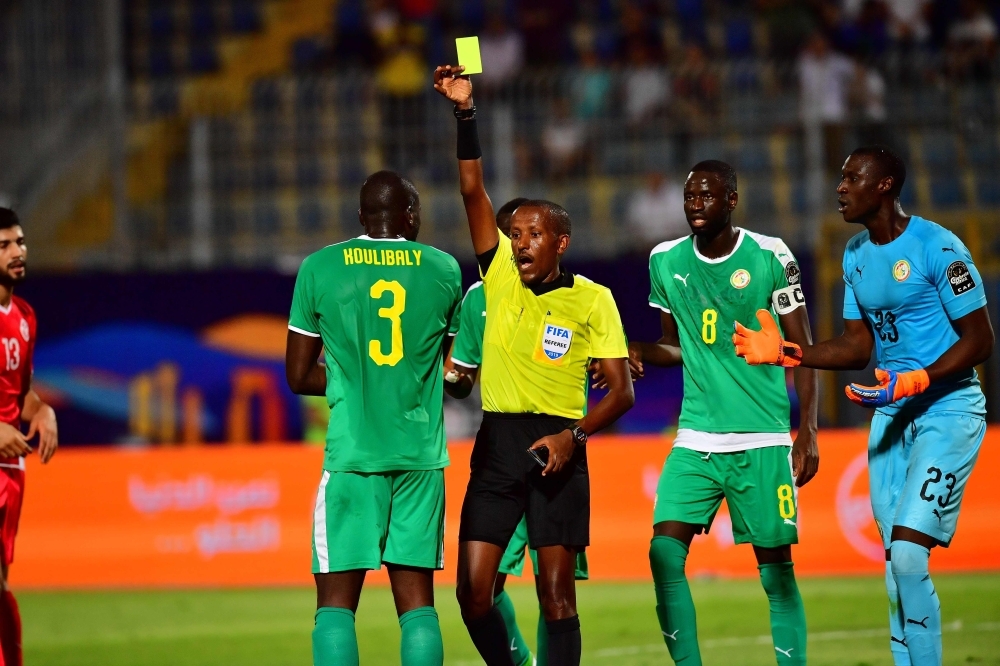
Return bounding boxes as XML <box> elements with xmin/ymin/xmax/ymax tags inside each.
<box><xmin>459</xmin><ymin>412</ymin><xmax>590</xmax><ymax>550</ymax></box>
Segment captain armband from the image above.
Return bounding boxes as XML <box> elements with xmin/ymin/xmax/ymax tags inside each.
<box><xmin>771</xmin><ymin>285</ymin><xmax>806</xmax><ymax>315</ymax></box>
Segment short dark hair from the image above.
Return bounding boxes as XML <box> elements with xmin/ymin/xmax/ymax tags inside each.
<box><xmin>850</xmin><ymin>145</ymin><xmax>906</xmax><ymax>196</ymax></box>
<box><xmin>496</xmin><ymin>197</ymin><xmax>529</xmax><ymax>228</ymax></box>
<box><xmin>0</xmin><ymin>209</ymin><xmax>20</xmax><ymax>231</ymax></box>
<box><xmin>689</xmin><ymin>160</ymin><xmax>738</xmax><ymax>194</ymax></box>
<box><xmin>359</xmin><ymin>170</ymin><xmax>417</xmax><ymax>223</ymax></box>
<box><xmin>519</xmin><ymin>199</ymin><xmax>572</xmax><ymax>237</ymax></box>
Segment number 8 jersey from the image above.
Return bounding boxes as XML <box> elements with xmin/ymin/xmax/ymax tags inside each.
<box><xmin>842</xmin><ymin>216</ymin><xmax>987</xmax><ymax>417</ymax></box>
<box><xmin>289</xmin><ymin>236</ymin><xmax>463</xmax><ymax>473</ymax></box>
<box><xmin>648</xmin><ymin>229</ymin><xmax>802</xmax><ymax>434</ymax></box>
<box><xmin>0</xmin><ymin>296</ymin><xmax>36</xmax><ymax>468</ymax></box>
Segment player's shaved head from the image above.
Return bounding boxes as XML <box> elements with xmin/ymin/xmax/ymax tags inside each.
<box><xmin>689</xmin><ymin>160</ymin><xmax>737</xmax><ymax>195</ymax></box>
<box><xmin>496</xmin><ymin>197</ymin><xmax>529</xmax><ymax>236</ymax></box>
<box><xmin>359</xmin><ymin>170</ymin><xmax>420</xmax><ymax>240</ymax></box>
<box><xmin>850</xmin><ymin>145</ymin><xmax>906</xmax><ymax>196</ymax></box>
<box><xmin>518</xmin><ymin>200</ymin><xmax>572</xmax><ymax>237</ymax></box>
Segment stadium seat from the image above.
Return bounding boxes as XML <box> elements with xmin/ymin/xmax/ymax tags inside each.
<box><xmin>189</xmin><ymin>2</ymin><xmax>217</xmax><ymax>39</ymax></box>
<box><xmin>920</xmin><ymin>131</ymin><xmax>959</xmax><ymax>170</ymax></box>
<box><xmin>735</xmin><ymin>136</ymin><xmax>771</xmax><ymax>172</ymax></box>
<box><xmin>725</xmin><ymin>18</ymin><xmax>754</xmax><ymax>57</ymax></box>
<box><xmin>148</xmin><ymin>4</ymin><xmax>174</xmax><ymax>38</ymax></box>
<box><xmin>296</xmin><ymin>155</ymin><xmax>321</xmax><ymax>188</ymax></box>
<box><xmin>929</xmin><ymin>174</ymin><xmax>965</xmax><ymax>208</ymax></box>
<box><xmin>642</xmin><ymin>140</ymin><xmax>675</xmax><ymax>173</ymax></box>
<box><xmin>231</xmin><ymin>0</ymin><xmax>262</xmax><ymax>33</ymax></box>
<box><xmin>975</xmin><ymin>174</ymin><xmax>1000</xmax><ymax>206</ymax></box>
<box><xmin>742</xmin><ymin>177</ymin><xmax>776</xmax><ymax>217</ymax></box>
<box><xmin>297</xmin><ymin>199</ymin><xmax>324</xmax><ymax>232</ymax></box>
<box><xmin>253</xmin><ymin>200</ymin><xmax>280</xmax><ymax>234</ymax></box>
<box><xmin>189</xmin><ymin>39</ymin><xmax>220</xmax><ymax>73</ymax></box>
<box><xmin>690</xmin><ymin>137</ymin><xmax>726</xmax><ymax>165</ymax></box>
<box><xmin>966</xmin><ymin>135</ymin><xmax>1000</xmax><ymax>168</ymax></box>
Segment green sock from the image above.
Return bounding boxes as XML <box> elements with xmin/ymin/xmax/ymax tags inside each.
<box><xmin>313</xmin><ymin>607</ymin><xmax>359</xmax><ymax>666</ymax></box>
<box><xmin>493</xmin><ymin>591</ymin><xmax>532</xmax><ymax>666</ymax></box>
<box><xmin>399</xmin><ymin>606</ymin><xmax>443</xmax><ymax>666</ymax></box>
<box><xmin>536</xmin><ymin>604</ymin><xmax>548</xmax><ymax>666</ymax></box>
<box><xmin>649</xmin><ymin>536</ymin><xmax>701</xmax><ymax>665</ymax></box>
<box><xmin>759</xmin><ymin>563</ymin><xmax>807</xmax><ymax>665</ymax></box>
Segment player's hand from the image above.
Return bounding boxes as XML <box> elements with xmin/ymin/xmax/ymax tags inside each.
<box><xmin>846</xmin><ymin>368</ymin><xmax>930</xmax><ymax>408</ymax></box>
<box><xmin>0</xmin><ymin>422</ymin><xmax>30</xmax><ymax>460</ymax></box>
<box><xmin>26</xmin><ymin>404</ymin><xmax>57</xmax><ymax>463</ymax></box>
<box><xmin>433</xmin><ymin>65</ymin><xmax>473</xmax><ymax>107</ymax></box>
<box><xmin>530</xmin><ymin>430</ymin><xmax>576</xmax><ymax>477</ymax></box>
<box><xmin>590</xmin><ymin>348</ymin><xmax>643</xmax><ymax>389</ymax></box>
<box><xmin>733</xmin><ymin>309</ymin><xmax>803</xmax><ymax>367</ymax></box>
<box><xmin>791</xmin><ymin>429</ymin><xmax>819</xmax><ymax>487</ymax></box>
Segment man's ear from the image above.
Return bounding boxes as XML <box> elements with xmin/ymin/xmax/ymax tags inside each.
<box><xmin>557</xmin><ymin>234</ymin><xmax>571</xmax><ymax>255</ymax></box>
<box><xmin>358</xmin><ymin>209</ymin><xmax>364</xmax><ymax>227</ymax></box>
<box><xmin>729</xmin><ymin>191</ymin><xmax>739</xmax><ymax>211</ymax></box>
<box><xmin>880</xmin><ymin>176</ymin><xmax>894</xmax><ymax>194</ymax></box>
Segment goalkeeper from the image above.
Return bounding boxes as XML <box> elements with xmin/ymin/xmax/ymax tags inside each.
<box><xmin>615</xmin><ymin>160</ymin><xmax>819</xmax><ymax>665</ymax></box>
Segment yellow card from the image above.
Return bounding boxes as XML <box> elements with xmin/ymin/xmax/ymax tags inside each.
<box><xmin>455</xmin><ymin>36</ymin><xmax>483</xmax><ymax>75</ymax></box>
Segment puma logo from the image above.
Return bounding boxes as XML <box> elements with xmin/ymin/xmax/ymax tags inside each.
<box><xmin>942</xmin><ymin>246</ymin><xmax>956</xmax><ymax>253</ymax></box>
<box><xmin>673</xmin><ymin>273</ymin><xmax>690</xmax><ymax>287</ymax></box>
<box><xmin>510</xmin><ymin>638</ymin><xmax>517</xmax><ymax>651</ymax></box>
<box><xmin>662</xmin><ymin>630</ymin><xmax>680</xmax><ymax>640</ymax></box>
<box><xmin>775</xmin><ymin>647</ymin><xmax>795</xmax><ymax>658</ymax></box>
<box><xmin>933</xmin><ymin>509</ymin><xmax>943</xmax><ymax>524</ymax></box>
<box><xmin>907</xmin><ymin>616</ymin><xmax>930</xmax><ymax>628</ymax></box>
<box><xmin>855</xmin><ymin>265</ymin><xmax>865</xmax><ymax>279</ymax></box>
<box><xmin>784</xmin><ymin>519</ymin><xmax>797</xmax><ymax>526</ymax></box>
<box><xmin>891</xmin><ymin>636</ymin><xmax>908</xmax><ymax>647</ymax></box>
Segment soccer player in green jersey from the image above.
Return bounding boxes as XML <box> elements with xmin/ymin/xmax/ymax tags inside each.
<box><xmin>444</xmin><ymin>198</ymin><xmax>590</xmax><ymax>666</ymax></box>
<box><xmin>286</xmin><ymin>171</ymin><xmax>463</xmax><ymax>666</ymax></box>
<box><xmin>628</xmin><ymin>161</ymin><xmax>819</xmax><ymax>665</ymax></box>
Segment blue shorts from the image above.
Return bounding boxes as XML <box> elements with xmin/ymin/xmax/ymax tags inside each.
<box><xmin>868</xmin><ymin>411</ymin><xmax>985</xmax><ymax>549</ymax></box>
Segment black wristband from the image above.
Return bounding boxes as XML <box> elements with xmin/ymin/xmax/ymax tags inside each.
<box><xmin>456</xmin><ymin>117</ymin><xmax>482</xmax><ymax>160</ymax></box>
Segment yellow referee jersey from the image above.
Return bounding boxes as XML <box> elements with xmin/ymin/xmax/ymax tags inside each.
<box><xmin>480</xmin><ymin>233</ymin><xmax>629</xmax><ymax>419</ymax></box>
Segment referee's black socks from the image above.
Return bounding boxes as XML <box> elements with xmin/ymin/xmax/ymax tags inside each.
<box><xmin>546</xmin><ymin>615</ymin><xmax>582</xmax><ymax>666</ymax></box>
<box><xmin>464</xmin><ymin>605</ymin><xmax>515</xmax><ymax>666</ymax></box>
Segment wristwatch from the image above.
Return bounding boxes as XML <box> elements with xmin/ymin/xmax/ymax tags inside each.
<box><xmin>454</xmin><ymin>104</ymin><xmax>477</xmax><ymax>120</ymax></box>
<box><xmin>569</xmin><ymin>425</ymin><xmax>588</xmax><ymax>448</ymax></box>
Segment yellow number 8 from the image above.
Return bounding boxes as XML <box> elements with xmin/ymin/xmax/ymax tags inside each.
<box><xmin>701</xmin><ymin>309</ymin><xmax>718</xmax><ymax>344</ymax></box>
<box><xmin>777</xmin><ymin>484</ymin><xmax>795</xmax><ymax>520</ymax></box>
<box><xmin>369</xmin><ymin>279</ymin><xmax>406</xmax><ymax>366</ymax></box>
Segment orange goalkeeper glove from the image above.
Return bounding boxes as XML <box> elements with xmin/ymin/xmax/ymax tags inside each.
<box><xmin>733</xmin><ymin>309</ymin><xmax>803</xmax><ymax>368</ymax></box>
<box><xmin>846</xmin><ymin>368</ymin><xmax>930</xmax><ymax>408</ymax></box>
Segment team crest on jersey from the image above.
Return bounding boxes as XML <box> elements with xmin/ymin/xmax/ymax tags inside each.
<box><xmin>19</xmin><ymin>319</ymin><xmax>29</xmax><ymax>342</ymax></box>
<box><xmin>892</xmin><ymin>260</ymin><xmax>910</xmax><ymax>282</ymax></box>
<box><xmin>730</xmin><ymin>269</ymin><xmax>751</xmax><ymax>289</ymax></box>
<box><xmin>541</xmin><ymin>324</ymin><xmax>573</xmax><ymax>361</ymax></box>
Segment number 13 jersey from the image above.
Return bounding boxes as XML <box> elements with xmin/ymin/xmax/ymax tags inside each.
<box><xmin>842</xmin><ymin>216</ymin><xmax>986</xmax><ymax>417</ymax></box>
<box><xmin>289</xmin><ymin>236</ymin><xmax>462</xmax><ymax>473</ymax></box>
<box><xmin>0</xmin><ymin>296</ymin><xmax>36</xmax><ymax>468</ymax></box>
<box><xmin>648</xmin><ymin>229</ymin><xmax>802</xmax><ymax>434</ymax></box>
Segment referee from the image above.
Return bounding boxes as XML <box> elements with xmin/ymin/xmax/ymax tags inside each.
<box><xmin>435</xmin><ymin>66</ymin><xmax>635</xmax><ymax>666</ymax></box>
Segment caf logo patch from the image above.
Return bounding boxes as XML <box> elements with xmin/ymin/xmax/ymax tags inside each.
<box><xmin>541</xmin><ymin>324</ymin><xmax>573</xmax><ymax>361</ymax></box>
<box><xmin>730</xmin><ymin>269</ymin><xmax>751</xmax><ymax>289</ymax></box>
<box><xmin>784</xmin><ymin>261</ymin><xmax>801</xmax><ymax>285</ymax></box>
<box><xmin>892</xmin><ymin>260</ymin><xmax>910</xmax><ymax>282</ymax></box>
<box><xmin>947</xmin><ymin>261</ymin><xmax>976</xmax><ymax>295</ymax></box>
<box><xmin>777</xmin><ymin>293</ymin><xmax>792</xmax><ymax>310</ymax></box>
<box><xmin>19</xmin><ymin>319</ymin><xmax>29</xmax><ymax>342</ymax></box>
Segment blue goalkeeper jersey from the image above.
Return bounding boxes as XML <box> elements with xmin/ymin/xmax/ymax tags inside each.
<box><xmin>842</xmin><ymin>216</ymin><xmax>987</xmax><ymax>417</ymax></box>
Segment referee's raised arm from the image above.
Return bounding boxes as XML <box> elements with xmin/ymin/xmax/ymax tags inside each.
<box><xmin>433</xmin><ymin>65</ymin><xmax>499</xmax><ymax>256</ymax></box>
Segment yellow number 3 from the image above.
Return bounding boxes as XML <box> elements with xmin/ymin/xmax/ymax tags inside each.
<box><xmin>369</xmin><ymin>280</ymin><xmax>406</xmax><ymax>366</ymax></box>
<box><xmin>777</xmin><ymin>484</ymin><xmax>796</xmax><ymax>520</ymax></box>
<box><xmin>701</xmin><ymin>309</ymin><xmax>718</xmax><ymax>344</ymax></box>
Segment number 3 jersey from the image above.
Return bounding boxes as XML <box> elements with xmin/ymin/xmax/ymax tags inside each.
<box><xmin>649</xmin><ymin>229</ymin><xmax>803</xmax><ymax>436</ymax></box>
<box><xmin>842</xmin><ymin>216</ymin><xmax>987</xmax><ymax>417</ymax></box>
<box><xmin>289</xmin><ymin>236</ymin><xmax>463</xmax><ymax>473</ymax></box>
<box><xmin>0</xmin><ymin>296</ymin><xmax>36</xmax><ymax>468</ymax></box>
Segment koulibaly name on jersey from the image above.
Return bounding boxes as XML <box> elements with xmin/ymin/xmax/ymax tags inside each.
<box><xmin>343</xmin><ymin>247</ymin><xmax>423</xmax><ymax>267</ymax></box>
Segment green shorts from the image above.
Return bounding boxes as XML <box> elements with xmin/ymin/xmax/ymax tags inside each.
<box><xmin>653</xmin><ymin>446</ymin><xmax>798</xmax><ymax>549</ymax></box>
<box><xmin>498</xmin><ymin>517</ymin><xmax>589</xmax><ymax>580</ymax></box>
<box><xmin>311</xmin><ymin>469</ymin><xmax>445</xmax><ymax>574</ymax></box>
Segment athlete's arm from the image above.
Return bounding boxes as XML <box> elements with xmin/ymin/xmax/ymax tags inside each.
<box><xmin>631</xmin><ymin>310</ymin><xmax>683</xmax><ymax>368</ymax></box>
<box><xmin>434</xmin><ymin>66</ymin><xmax>498</xmax><ymax>256</ymax></box>
<box><xmin>923</xmin><ymin>306</ymin><xmax>994</xmax><ymax>382</ymax></box>
<box><xmin>778</xmin><ymin>307</ymin><xmax>819</xmax><ymax>487</ymax></box>
<box><xmin>443</xmin><ymin>339</ymin><xmax>478</xmax><ymax>400</ymax></box>
<box><xmin>531</xmin><ymin>357</ymin><xmax>635</xmax><ymax>476</ymax></box>
<box><xmin>285</xmin><ymin>330</ymin><xmax>326</xmax><ymax>396</ymax></box>
<box><xmin>22</xmin><ymin>388</ymin><xmax>56</xmax><ymax>463</ymax></box>
<box><xmin>737</xmin><ymin>311</ymin><xmax>875</xmax><ymax>370</ymax></box>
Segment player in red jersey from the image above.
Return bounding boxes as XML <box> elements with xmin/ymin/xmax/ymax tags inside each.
<box><xmin>0</xmin><ymin>209</ymin><xmax>58</xmax><ymax>666</ymax></box>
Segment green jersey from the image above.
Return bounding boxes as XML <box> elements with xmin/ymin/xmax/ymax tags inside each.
<box><xmin>449</xmin><ymin>281</ymin><xmax>485</xmax><ymax>370</ymax></box>
<box><xmin>648</xmin><ymin>229</ymin><xmax>804</xmax><ymax>436</ymax></box>
<box><xmin>289</xmin><ymin>236</ymin><xmax>463</xmax><ymax>473</ymax></box>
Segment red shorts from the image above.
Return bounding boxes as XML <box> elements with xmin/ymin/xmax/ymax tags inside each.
<box><xmin>0</xmin><ymin>468</ymin><xmax>24</xmax><ymax>566</ymax></box>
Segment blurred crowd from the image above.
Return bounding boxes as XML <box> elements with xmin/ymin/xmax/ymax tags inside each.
<box><xmin>311</xmin><ymin>0</ymin><xmax>999</xmax><ymax>84</ymax></box>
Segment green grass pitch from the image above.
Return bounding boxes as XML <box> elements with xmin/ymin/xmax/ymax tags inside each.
<box><xmin>21</xmin><ymin>573</ymin><xmax>1000</xmax><ymax>665</ymax></box>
